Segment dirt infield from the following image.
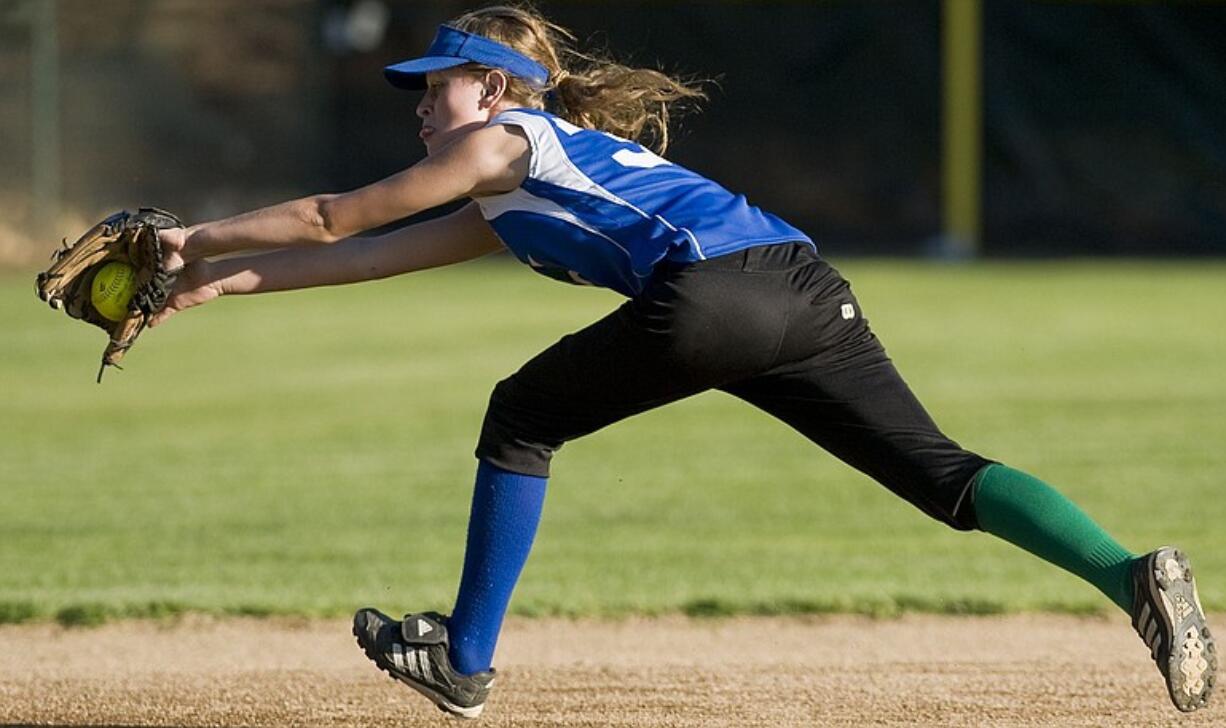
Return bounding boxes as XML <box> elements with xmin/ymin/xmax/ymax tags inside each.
<box><xmin>0</xmin><ymin>614</ymin><xmax>1218</xmax><ymax>727</ymax></box>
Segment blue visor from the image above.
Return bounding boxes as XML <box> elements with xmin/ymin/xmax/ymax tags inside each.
<box><xmin>384</xmin><ymin>25</ymin><xmax>550</xmax><ymax>90</ymax></box>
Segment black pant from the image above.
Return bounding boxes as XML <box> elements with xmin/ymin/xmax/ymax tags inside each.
<box><xmin>476</xmin><ymin>243</ymin><xmax>991</xmax><ymax>530</ymax></box>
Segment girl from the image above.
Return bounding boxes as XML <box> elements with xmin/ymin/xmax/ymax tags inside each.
<box><xmin>153</xmin><ymin>4</ymin><xmax>1214</xmax><ymax>719</ymax></box>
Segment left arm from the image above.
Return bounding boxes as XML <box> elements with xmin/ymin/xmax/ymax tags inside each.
<box><xmin>150</xmin><ymin>200</ymin><xmax>505</xmax><ymax>327</ymax></box>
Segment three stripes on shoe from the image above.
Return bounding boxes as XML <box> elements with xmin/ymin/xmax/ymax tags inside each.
<box><xmin>390</xmin><ymin>643</ymin><xmax>436</xmax><ymax>684</ymax></box>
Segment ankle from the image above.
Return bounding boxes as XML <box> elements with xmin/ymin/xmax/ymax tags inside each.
<box><xmin>449</xmin><ymin>638</ymin><xmax>490</xmax><ymax>676</ymax></box>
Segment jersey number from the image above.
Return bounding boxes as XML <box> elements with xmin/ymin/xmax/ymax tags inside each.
<box><xmin>611</xmin><ymin>147</ymin><xmax>671</xmax><ymax>169</ymax></box>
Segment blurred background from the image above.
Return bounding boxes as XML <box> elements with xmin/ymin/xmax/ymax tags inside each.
<box><xmin>2</xmin><ymin>1</ymin><xmax>1225</xmax><ymax>625</ymax></box>
<box><xmin>1</xmin><ymin>0</ymin><xmax>1224</xmax><ymax>265</ymax></box>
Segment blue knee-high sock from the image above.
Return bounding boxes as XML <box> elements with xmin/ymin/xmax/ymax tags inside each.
<box><xmin>447</xmin><ymin>460</ymin><xmax>547</xmax><ymax>676</ymax></box>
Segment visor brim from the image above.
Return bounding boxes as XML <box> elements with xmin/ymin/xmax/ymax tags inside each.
<box><xmin>383</xmin><ymin>56</ymin><xmax>471</xmax><ymax>90</ymax></box>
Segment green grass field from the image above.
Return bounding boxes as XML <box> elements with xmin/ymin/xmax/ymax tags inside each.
<box><xmin>2</xmin><ymin>258</ymin><xmax>1224</xmax><ymax>625</ymax></box>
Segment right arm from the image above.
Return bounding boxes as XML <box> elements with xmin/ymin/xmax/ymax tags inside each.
<box><xmin>150</xmin><ymin>201</ymin><xmax>502</xmax><ymax>326</ymax></box>
<box><xmin>165</xmin><ymin>124</ymin><xmax>528</xmax><ymax>266</ymax></box>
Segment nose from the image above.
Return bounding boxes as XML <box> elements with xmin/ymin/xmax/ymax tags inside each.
<box><xmin>416</xmin><ymin>94</ymin><xmax>431</xmax><ymax>119</ymax></box>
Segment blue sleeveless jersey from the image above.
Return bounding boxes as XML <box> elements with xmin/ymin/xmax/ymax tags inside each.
<box><xmin>473</xmin><ymin>109</ymin><xmax>814</xmax><ymax>297</ymax></box>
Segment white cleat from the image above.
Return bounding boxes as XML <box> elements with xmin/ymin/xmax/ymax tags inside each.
<box><xmin>1131</xmin><ymin>546</ymin><xmax>1216</xmax><ymax>712</ymax></box>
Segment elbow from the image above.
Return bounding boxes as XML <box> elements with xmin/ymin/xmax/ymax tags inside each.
<box><xmin>307</xmin><ymin>195</ymin><xmax>344</xmax><ymax>244</ymax></box>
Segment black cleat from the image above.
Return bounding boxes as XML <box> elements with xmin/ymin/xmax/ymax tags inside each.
<box><xmin>353</xmin><ymin>608</ymin><xmax>495</xmax><ymax>719</ymax></box>
<box><xmin>1131</xmin><ymin>547</ymin><xmax>1216</xmax><ymax>712</ymax></box>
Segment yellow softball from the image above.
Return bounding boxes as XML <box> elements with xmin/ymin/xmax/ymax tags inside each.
<box><xmin>90</xmin><ymin>261</ymin><xmax>138</xmax><ymax>322</ymax></box>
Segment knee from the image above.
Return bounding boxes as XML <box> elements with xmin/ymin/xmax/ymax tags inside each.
<box><xmin>930</xmin><ymin>456</ymin><xmax>994</xmax><ymax>532</ymax></box>
<box><xmin>474</xmin><ymin>377</ymin><xmax>557</xmax><ymax>478</ymax></box>
<box><xmin>876</xmin><ymin>453</ymin><xmax>992</xmax><ymax>532</ymax></box>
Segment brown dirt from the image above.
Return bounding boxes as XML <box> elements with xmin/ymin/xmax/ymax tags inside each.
<box><xmin>0</xmin><ymin>614</ymin><xmax>1219</xmax><ymax>727</ymax></box>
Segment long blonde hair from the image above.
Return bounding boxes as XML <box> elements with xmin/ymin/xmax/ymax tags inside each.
<box><xmin>449</xmin><ymin>3</ymin><xmax>707</xmax><ymax>155</ymax></box>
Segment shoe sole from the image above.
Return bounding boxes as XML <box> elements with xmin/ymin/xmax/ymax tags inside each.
<box><xmin>1140</xmin><ymin>547</ymin><xmax>1217</xmax><ymax>712</ymax></box>
<box><xmin>352</xmin><ymin>623</ymin><xmax>486</xmax><ymax>719</ymax></box>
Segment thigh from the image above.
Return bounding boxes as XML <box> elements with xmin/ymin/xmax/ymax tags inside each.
<box><xmin>722</xmin><ymin>319</ymin><xmax>991</xmax><ymax>530</ymax></box>
<box><xmin>487</xmin><ymin>304</ymin><xmax>704</xmax><ymax>451</ymax></box>
<box><xmin>477</xmin><ymin>262</ymin><xmax>788</xmax><ymax>476</ymax></box>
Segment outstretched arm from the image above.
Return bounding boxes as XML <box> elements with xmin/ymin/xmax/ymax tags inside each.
<box><xmin>164</xmin><ymin>123</ymin><xmax>528</xmax><ymax>266</ymax></box>
<box><xmin>150</xmin><ymin>201</ymin><xmax>503</xmax><ymax>327</ymax></box>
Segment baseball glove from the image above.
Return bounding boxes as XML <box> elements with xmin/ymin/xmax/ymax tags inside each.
<box><xmin>35</xmin><ymin>208</ymin><xmax>183</xmax><ymax>382</ymax></box>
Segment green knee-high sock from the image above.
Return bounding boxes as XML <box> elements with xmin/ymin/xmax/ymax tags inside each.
<box><xmin>973</xmin><ymin>463</ymin><xmax>1136</xmax><ymax>612</ymax></box>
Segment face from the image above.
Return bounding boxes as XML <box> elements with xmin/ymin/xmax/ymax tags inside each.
<box><xmin>416</xmin><ymin>68</ymin><xmax>496</xmax><ymax>154</ymax></box>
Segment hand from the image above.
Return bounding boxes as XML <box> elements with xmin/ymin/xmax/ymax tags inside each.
<box><xmin>158</xmin><ymin>226</ymin><xmax>188</xmax><ymax>272</ymax></box>
<box><xmin>149</xmin><ymin>259</ymin><xmax>221</xmax><ymax>328</ymax></box>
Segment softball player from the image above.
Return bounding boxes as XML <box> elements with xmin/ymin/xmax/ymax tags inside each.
<box><xmin>153</xmin><ymin>5</ymin><xmax>1215</xmax><ymax>719</ymax></box>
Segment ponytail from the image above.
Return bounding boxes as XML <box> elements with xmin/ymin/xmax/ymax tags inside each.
<box><xmin>450</xmin><ymin>4</ymin><xmax>707</xmax><ymax>154</ymax></box>
<box><xmin>551</xmin><ymin>56</ymin><xmax>705</xmax><ymax>155</ymax></box>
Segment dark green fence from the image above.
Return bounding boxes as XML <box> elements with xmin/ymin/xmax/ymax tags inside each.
<box><xmin>2</xmin><ymin>1</ymin><xmax>1222</xmax><ymax>256</ymax></box>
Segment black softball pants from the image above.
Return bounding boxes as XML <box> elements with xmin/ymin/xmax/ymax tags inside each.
<box><xmin>476</xmin><ymin>242</ymin><xmax>992</xmax><ymax>531</ymax></box>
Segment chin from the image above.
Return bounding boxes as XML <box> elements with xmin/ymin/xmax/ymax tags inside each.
<box><xmin>422</xmin><ymin>132</ymin><xmax>450</xmax><ymax>155</ymax></box>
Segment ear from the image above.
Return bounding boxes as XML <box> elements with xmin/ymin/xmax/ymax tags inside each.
<box><xmin>479</xmin><ymin>70</ymin><xmax>509</xmax><ymax>109</ymax></box>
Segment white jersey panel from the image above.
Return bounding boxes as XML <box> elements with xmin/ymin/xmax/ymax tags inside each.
<box><xmin>493</xmin><ymin>110</ymin><xmax>641</xmax><ymax>213</ymax></box>
<box><xmin>479</xmin><ymin>187</ymin><xmax>637</xmax><ymax>266</ymax></box>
